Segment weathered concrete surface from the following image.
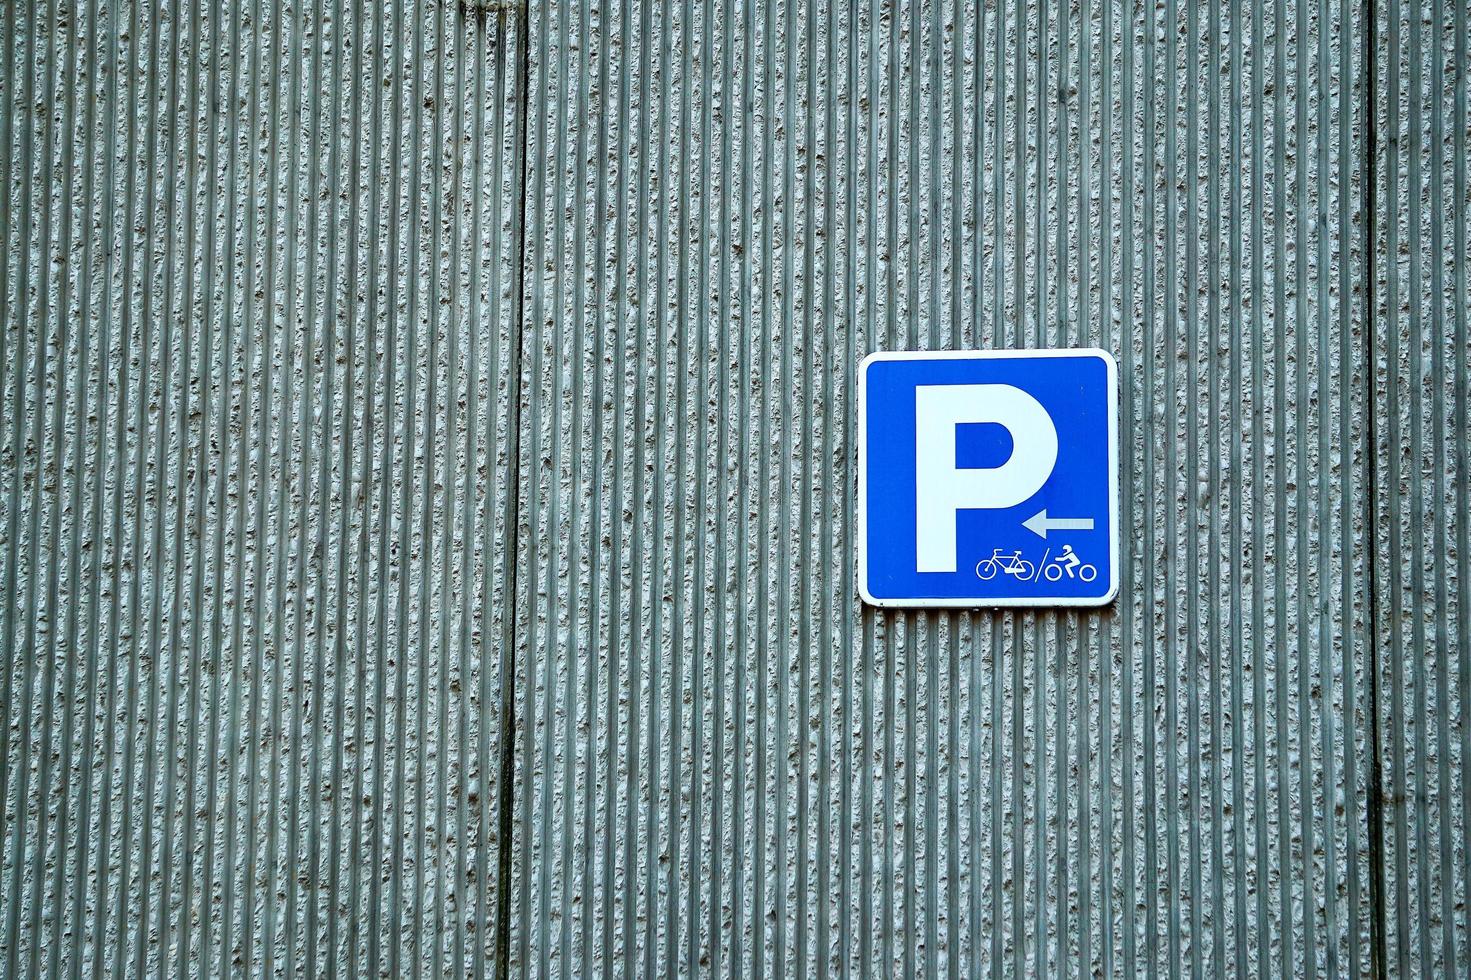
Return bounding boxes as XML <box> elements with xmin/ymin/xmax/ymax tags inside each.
<box><xmin>3</xmin><ymin>0</ymin><xmax>1469</xmax><ymax>976</ymax></box>
<box><xmin>508</xmin><ymin>0</ymin><xmax>1381</xmax><ymax>976</ymax></box>
<box><xmin>1371</xmin><ymin>0</ymin><xmax>1471</xmax><ymax>975</ymax></box>
<box><xmin>0</xmin><ymin>1</ymin><xmax>523</xmax><ymax>976</ymax></box>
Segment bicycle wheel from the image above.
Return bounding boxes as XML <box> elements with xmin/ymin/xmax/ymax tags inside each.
<box><xmin>976</xmin><ymin>560</ymin><xmax>998</xmax><ymax>580</ymax></box>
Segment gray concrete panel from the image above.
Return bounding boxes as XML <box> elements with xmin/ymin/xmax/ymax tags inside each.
<box><xmin>1371</xmin><ymin>0</ymin><xmax>1471</xmax><ymax>974</ymax></box>
<box><xmin>0</xmin><ymin>1</ymin><xmax>524</xmax><ymax>975</ymax></box>
<box><xmin>508</xmin><ymin>0</ymin><xmax>1377</xmax><ymax>975</ymax></box>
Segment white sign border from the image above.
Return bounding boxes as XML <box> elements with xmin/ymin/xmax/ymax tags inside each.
<box><xmin>857</xmin><ymin>347</ymin><xmax>1121</xmax><ymax>609</ymax></box>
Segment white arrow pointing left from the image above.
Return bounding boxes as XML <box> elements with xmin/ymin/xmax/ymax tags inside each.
<box><xmin>1022</xmin><ymin>508</ymin><xmax>1095</xmax><ymax>539</ymax></box>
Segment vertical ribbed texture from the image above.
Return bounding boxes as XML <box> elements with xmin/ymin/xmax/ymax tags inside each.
<box><xmin>510</xmin><ymin>0</ymin><xmax>1376</xmax><ymax>975</ymax></box>
<box><xmin>11</xmin><ymin>0</ymin><xmax>1467</xmax><ymax>975</ymax></box>
<box><xmin>1371</xmin><ymin>0</ymin><xmax>1471</xmax><ymax>974</ymax></box>
<box><xmin>0</xmin><ymin>1</ymin><xmax>523</xmax><ymax>976</ymax></box>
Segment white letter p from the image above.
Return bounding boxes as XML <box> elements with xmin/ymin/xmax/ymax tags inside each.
<box><xmin>914</xmin><ymin>384</ymin><xmax>1057</xmax><ymax>573</ymax></box>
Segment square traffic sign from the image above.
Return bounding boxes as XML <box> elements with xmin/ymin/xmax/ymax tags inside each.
<box><xmin>858</xmin><ymin>348</ymin><xmax>1119</xmax><ymax>607</ymax></box>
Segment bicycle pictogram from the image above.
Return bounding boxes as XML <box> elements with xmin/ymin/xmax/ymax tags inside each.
<box><xmin>974</xmin><ymin>549</ymin><xmax>1035</xmax><ymax>581</ymax></box>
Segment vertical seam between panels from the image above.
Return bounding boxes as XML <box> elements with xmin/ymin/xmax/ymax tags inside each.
<box><xmin>495</xmin><ymin>5</ymin><xmax>534</xmax><ymax>978</ymax></box>
<box><xmin>1360</xmin><ymin>0</ymin><xmax>1387</xmax><ymax>975</ymax></box>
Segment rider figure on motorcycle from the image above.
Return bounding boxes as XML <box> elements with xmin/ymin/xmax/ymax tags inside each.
<box><xmin>1058</xmin><ymin>544</ymin><xmax>1081</xmax><ymax>574</ymax></box>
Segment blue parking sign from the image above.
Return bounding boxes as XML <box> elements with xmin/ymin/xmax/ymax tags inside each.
<box><xmin>858</xmin><ymin>349</ymin><xmax>1119</xmax><ymax>607</ymax></box>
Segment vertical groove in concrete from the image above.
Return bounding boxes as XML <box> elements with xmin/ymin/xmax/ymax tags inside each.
<box><xmin>1371</xmin><ymin>0</ymin><xmax>1471</xmax><ymax>973</ymax></box>
<box><xmin>509</xmin><ymin>0</ymin><xmax>1379</xmax><ymax>975</ymax></box>
<box><xmin>0</xmin><ymin>1</ymin><xmax>524</xmax><ymax>975</ymax></box>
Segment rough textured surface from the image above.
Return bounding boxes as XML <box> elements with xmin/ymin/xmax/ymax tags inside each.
<box><xmin>509</xmin><ymin>0</ymin><xmax>1378</xmax><ymax>976</ymax></box>
<box><xmin>2</xmin><ymin>0</ymin><xmax>1467</xmax><ymax>976</ymax></box>
<box><xmin>0</xmin><ymin>1</ymin><xmax>523</xmax><ymax>976</ymax></box>
<box><xmin>1371</xmin><ymin>0</ymin><xmax>1471</xmax><ymax>974</ymax></box>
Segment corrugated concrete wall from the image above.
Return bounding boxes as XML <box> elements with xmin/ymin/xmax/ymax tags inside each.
<box><xmin>1</xmin><ymin>0</ymin><xmax>1467</xmax><ymax>977</ymax></box>
<box><xmin>507</xmin><ymin>0</ymin><xmax>1381</xmax><ymax>975</ymax></box>
<box><xmin>0</xmin><ymin>0</ymin><xmax>524</xmax><ymax>976</ymax></box>
<box><xmin>1371</xmin><ymin>0</ymin><xmax>1471</xmax><ymax>974</ymax></box>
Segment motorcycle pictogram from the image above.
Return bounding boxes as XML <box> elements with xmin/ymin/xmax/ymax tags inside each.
<box><xmin>1042</xmin><ymin>544</ymin><xmax>1097</xmax><ymax>582</ymax></box>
